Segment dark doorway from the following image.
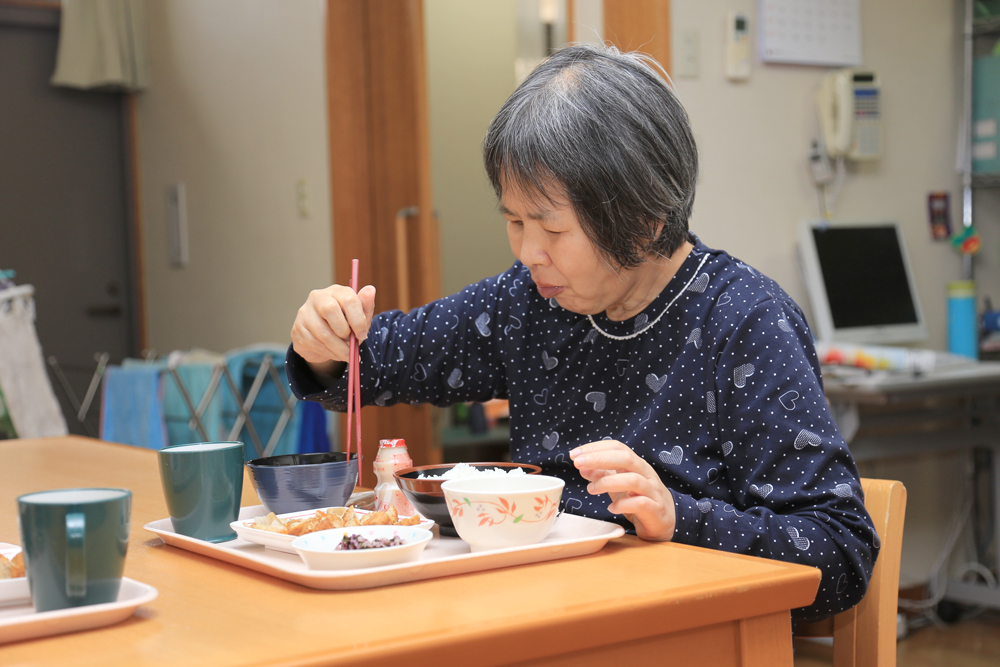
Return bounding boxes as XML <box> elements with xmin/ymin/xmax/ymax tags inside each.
<box><xmin>0</xmin><ymin>4</ymin><xmax>139</xmax><ymax>436</ymax></box>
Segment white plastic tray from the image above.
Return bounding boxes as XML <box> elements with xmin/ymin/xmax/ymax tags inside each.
<box><xmin>145</xmin><ymin>505</ymin><xmax>625</xmax><ymax>591</ymax></box>
<box><xmin>0</xmin><ymin>576</ymin><xmax>158</xmax><ymax>645</ymax></box>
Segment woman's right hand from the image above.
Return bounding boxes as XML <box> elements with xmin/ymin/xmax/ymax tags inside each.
<box><xmin>290</xmin><ymin>284</ymin><xmax>377</xmax><ymax>378</ymax></box>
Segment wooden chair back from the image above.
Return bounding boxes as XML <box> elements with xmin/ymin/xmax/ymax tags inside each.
<box><xmin>797</xmin><ymin>478</ymin><xmax>907</xmax><ymax>667</ymax></box>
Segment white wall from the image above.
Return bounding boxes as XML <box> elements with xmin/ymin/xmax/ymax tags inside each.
<box><xmin>670</xmin><ymin>0</ymin><xmax>979</xmax><ymax>588</ymax></box>
<box><xmin>425</xmin><ymin>0</ymin><xmax>519</xmax><ymax>296</ymax></box>
<box><xmin>135</xmin><ymin>0</ymin><xmax>332</xmax><ymax>354</ymax></box>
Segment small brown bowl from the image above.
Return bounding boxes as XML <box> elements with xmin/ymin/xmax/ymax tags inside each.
<box><xmin>394</xmin><ymin>462</ymin><xmax>542</xmax><ymax>536</ymax></box>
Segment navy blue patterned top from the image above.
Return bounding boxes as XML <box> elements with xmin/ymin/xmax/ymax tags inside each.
<box><xmin>286</xmin><ymin>238</ymin><xmax>879</xmax><ymax>622</ymax></box>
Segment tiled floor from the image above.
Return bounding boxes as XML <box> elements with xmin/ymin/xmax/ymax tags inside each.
<box><xmin>793</xmin><ymin>613</ymin><xmax>1000</xmax><ymax>667</ymax></box>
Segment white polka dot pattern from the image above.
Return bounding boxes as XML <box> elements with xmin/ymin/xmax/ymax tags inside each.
<box><xmin>286</xmin><ymin>237</ymin><xmax>879</xmax><ymax>623</ymax></box>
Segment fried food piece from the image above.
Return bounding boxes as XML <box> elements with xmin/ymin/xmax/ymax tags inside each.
<box><xmin>360</xmin><ymin>510</ymin><xmax>391</xmax><ymax>526</ymax></box>
<box><xmin>316</xmin><ymin>509</ymin><xmax>345</xmax><ymax>529</ymax></box>
<box><xmin>342</xmin><ymin>506</ymin><xmax>360</xmax><ymax>527</ymax></box>
<box><xmin>252</xmin><ymin>512</ymin><xmax>287</xmax><ymax>533</ymax></box>
<box><xmin>0</xmin><ymin>552</ymin><xmax>24</xmax><ymax>579</ymax></box>
<box><xmin>397</xmin><ymin>513</ymin><xmax>421</xmax><ymax>526</ymax></box>
<box><xmin>11</xmin><ymin>553</ymin><xmax>24</xmax><ymax>578</ymax></box>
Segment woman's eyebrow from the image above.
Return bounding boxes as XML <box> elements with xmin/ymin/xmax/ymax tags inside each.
<box><xmin>499</xmin><ymin>204</ymin><xmax>553</xmax><ymax>221</ymax></box>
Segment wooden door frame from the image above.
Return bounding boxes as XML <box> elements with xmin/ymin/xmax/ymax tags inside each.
<box><xmin>602</xmin><ymin>0</ymin><xmax>672</xmax><ymax>74</ymax></box>
<box><xmin>325</xmin><ymin>0</ymin><xmax>441</xmax><ymax>486</ymax></box>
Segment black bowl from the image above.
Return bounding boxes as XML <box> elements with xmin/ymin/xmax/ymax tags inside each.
<box><xmin>393</xmin><ymin>462</ymin><xmax>542</xmax><ymax>537</ymax></box>
<box><xmin>246</xmin><ymin>451</ymin><xmax>358</xmax><ymax>515</ymax></box>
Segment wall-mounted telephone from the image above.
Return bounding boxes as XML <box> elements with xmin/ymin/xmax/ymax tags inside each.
<box><xmin>816</xmin><ymin>69</ymin><xmax>881</xmax><ymax>161</ymax></box>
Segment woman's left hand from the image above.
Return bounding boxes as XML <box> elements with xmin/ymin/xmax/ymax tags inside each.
<box><xmin>570</xmin><ymin>440</ymin><xmax>676</xmax><ymax>542</ymax></box>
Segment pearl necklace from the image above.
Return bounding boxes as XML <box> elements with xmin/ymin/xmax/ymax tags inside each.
<box><xmin>586</xmin><ymin>253</ymin><xmax>710</xmax><ymax>341</ymax></box>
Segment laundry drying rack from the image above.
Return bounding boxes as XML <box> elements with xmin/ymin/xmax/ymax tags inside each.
<box><xmin>47</xmin><ymin>350</ymin><xmax>300</xmax><ymax>458</ymax></box>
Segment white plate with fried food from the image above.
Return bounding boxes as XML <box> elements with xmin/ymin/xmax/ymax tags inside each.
<box><xmin>0</xmin><ymin>544</ymin><xmax>25</xmax><ymax>588</ymax></box>
<box><xmin>231</xmin><ymin>505</ymin><xmax>435</xmax><ymax>554</ymax></box>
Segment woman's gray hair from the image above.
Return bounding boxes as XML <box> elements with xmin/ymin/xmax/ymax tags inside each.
<box><xmin>484</xmin><ymin>43</ymin><xmax>698</xmax><ymax>269</ymax></box>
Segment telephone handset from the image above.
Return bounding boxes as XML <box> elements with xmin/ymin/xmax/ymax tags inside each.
<box><xmin>816</xmin><ymin>69</ymin><xmax>881</xmax><ymax>161</ymax></box>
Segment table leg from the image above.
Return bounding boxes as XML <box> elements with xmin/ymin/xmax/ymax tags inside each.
<box><xmin>738</xmin><ymin>611</ymin><xmax>794</xmax><ymax>667</ymax></box>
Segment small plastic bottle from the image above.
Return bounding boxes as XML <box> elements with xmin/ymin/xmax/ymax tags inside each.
<box><xmin>373</xmin><ymin>439</ymin><xmax>417</xmax><ymax>516</ymax></box>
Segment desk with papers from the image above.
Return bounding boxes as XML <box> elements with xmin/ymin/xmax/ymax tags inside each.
<box><xmin>823</xmin><ymin>360</ymin><xmax>1000</xmax><ymax>610</ymax></box>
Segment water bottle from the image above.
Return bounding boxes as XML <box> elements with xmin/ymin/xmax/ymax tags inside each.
<box><xmin>948</xmin><ymin>280</ymin><xmax>979</xmax><ymax>359</ymax></box>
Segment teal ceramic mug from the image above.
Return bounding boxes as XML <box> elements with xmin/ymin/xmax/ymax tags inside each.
<box><xmin>18</xmin><ymin>488</ymin><xmax>132</xmax><ymax>613</ymax></box>
<box><xmin>158</xmin><ymin>441</ymin><xmax>244</xmax><ymax>542</ymax></box>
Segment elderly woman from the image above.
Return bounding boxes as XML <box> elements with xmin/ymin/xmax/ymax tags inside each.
<box><xmin>287</xmin><ymin>44</ymin><xmax>878</xmax><ymax>623</ymax></box>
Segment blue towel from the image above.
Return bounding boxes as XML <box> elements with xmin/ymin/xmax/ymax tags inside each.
<box><xmin>223</xmin><ymin>346</ymin><xmax>302</xmax><ymax>460</ymax></box>
<box><xmin>297</xmin><ymin>400</ymin><xmax>330</xmax><ymax>454</ymax></box>
<box><xmin>124</xmin><ymin>357</ymin><xmax>225</xmax><ymax>447</ymax></box>
<box><xmin>99</xmin><ymin>365</ymin><xmax>167</xmax><ymax>449</ymax></box>
<box><xmin>162</xmin><ymin>362</ymin><xmax>224</xmax><ymax>446</ymax></box>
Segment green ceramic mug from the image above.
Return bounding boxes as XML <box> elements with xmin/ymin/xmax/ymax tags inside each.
<box><xmin>18</xmin><ymin>488</ymin><xmax>132</xmax><ymax>613</ymax></box>
<box><xmin>158</xmin><ymin>441</ymin><xmax>244</xmax><ymax>542</ymax></box>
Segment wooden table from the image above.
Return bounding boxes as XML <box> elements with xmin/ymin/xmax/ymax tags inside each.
<box><xmin>0</xmin><ymin>437</ymin><xmax>820</xmax><ymax>666</ymax></box>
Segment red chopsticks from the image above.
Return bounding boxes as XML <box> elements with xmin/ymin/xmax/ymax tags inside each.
<box><xmin>345</xmin><ymin>258</ymin><xmax>362</xmax><ymax>480</ymax></box>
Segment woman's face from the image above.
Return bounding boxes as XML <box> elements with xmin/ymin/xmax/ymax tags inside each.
<box><xmin>502</xmin><ymin>184</ymin><xmax>629</xmax><ymax>316</ymax></box>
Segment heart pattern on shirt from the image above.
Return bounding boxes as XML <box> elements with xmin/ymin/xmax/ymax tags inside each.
<box><xmin>633</xmin><ymin>313</ymin><xmax>649</xmax><ymax>333</ymax></box>
<box><xmin>504</xmin><ymin>316</ymin><xmax>522</xmax><ymax>336</ymax></box>
<box><xmin>447</xmin><ymin>369</ymin><xmax>464</xmax><ymax>388</ymax></box>
<box><xmin>777</xmin><ymin>318</ymin><xmax>793</xmax><ymax>333</ymax></box>
<box><xmin>542</xmin><ymin>351</ymin><xmax>558</xmax><ymax>370</ymax></box>
<box><xmin>412</xmin><ymin>363</ymin><xmax>427</xmax><ymax>382</ymax></box>
<box><xmin>554</xmin><ymin>453</ymin><xmax>566</xmax><ymax>465</ymax></box>
<box><xmin>814</xmin><ymin>511</ymin><xmax>830</xmax><ymax>522</ymax></box>
<box><xmin>688</xmin><ymin>273</ymin><xmax>710</xmax><ymax>293</ymax></box>
<box><xmin>787</xmin><ymin>526</ymin><xmax>811</xmax><ymax>550</ymax></box>
<box><xmin>639</xmin><ymin>409</ymin><xmax>652</xmax><ymax>424</ymax></box>
<box><xmin>585</xmin><ymin>391</ymin><xmax>606</xmax><ymax>412</ymax></box>
<box><xmin>475</xmin><ymin>312</ymin><xmax>491</xmax><ymax>337</ymax></box>
<box><xmin>563</xmin><ymin>497</ymin><xmax>583</xmax><ymax>513</ymax></box>
<box><xmin>873</xmin><ymin>531</ymin><xmax>881</xmax><ymax>549</ymax></box>
<box><xmin>374</xmin><ymin>390</ymin><xmax>393</xmax><ymax>406</ymax></box>
<box><xmin>836</xmin><ymin>573</ymin><xmax>849</xmax><ymax>594</ymax></box>
<box><xmin>750</xmin><ymin>483</ymin><xmax>773</xmax><ymax>499</ymax></box>
<box><xmin>646</xmin><ymin>373</ymin><xmax>668</xmax><ymax>392</ymax></box>
<box><xmin>733</xmin><ymin>363</ymin><xmax>755</xmax><ymax>388</ymax></box>
<box><xmin>707</xmin><ymin>467</ymin><xmax>719</xmax><ymax>484</ymax></box>
<box><xmin>706</xmin><ymin>391</ymin><xmax>717</xmax><ymax>413</ymax></box>
<box><xmin>721</xmin><ymin>440</ymin><xmax>733</xmax><ymax>456</ymax></box>
<box><xmin>584</xmin><ymin>329</ymin><xmax>598</xmax><ymax>343</ymax></box>
<box><xmin>542</xmin><ymin>431</ymin><xmax>559</xmax><ymax>450</ymax></box>
<box><xmin>723</xmin><ymin>504</ymin><xmax>744</xmax><ymax>517</ymax></box>
<box><xmin>794</xmin><ymin>429</ymin><xmax>822</xmax><ymax>450</ymax></box>
<box><xmin>533</xmin><ymin>389</ymin><xmax>549</xmax><ymax>405</ymax></box>
<box><xmin>397</xmin><ymin>348</ymin><xmax>404</xmax><ymax>362</ymax></box>
<box><xmin>508</xmin><ymin>279</ymin><xmax>522</xmax><ymax>297</ymax></box>
<box><xmin>779</xmin><ymin>390</ymin><xmax>799</xmax><ymax>410</ymax></box>
<box><xmin>697</xmin><ymin>499</ymin><xmax>712</xmax><ymax>514</ymax></box>
<box><xmin>833</xmin><ymin>483</ymin><xmax>853</xmax><ymax>498</ymax></box>
<box><xmin>659</xmin><ymin>445</ymin><xmax>683</xmax><ymax>465</ymax></box>
<box><xmin>718</xmin><ymin>292</ymin><xmax>731</xmax><ymax>306</ymax></box>
<box><xmin>686</xmin><ymin>327</ymin><xmax>702</xmax><ymax>349</ymax></box>
<box><xmin>616</xmin><ymin>359</ymin><xmax>629</xmax><ymax>376</ymax></box>
<box><xmin>549</xmin><ymin>297</ymin><xmax>559</xmax><ymax>308</ymax></box>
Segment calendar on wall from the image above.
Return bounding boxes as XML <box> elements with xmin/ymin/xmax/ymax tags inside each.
<box><xmin>758</xmin><ymin>0</ymin><xmax>862</xmax><ymax>67</ymax></box>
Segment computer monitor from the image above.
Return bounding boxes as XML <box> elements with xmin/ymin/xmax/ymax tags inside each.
<box><xmin>797</xmin><ymin>220</ymin><xmax>927</xmax><ymax>345</ymax></box>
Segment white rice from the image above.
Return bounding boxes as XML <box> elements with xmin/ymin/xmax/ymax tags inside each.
<box><xmin>418</xmin><ymin>462</ymin><xmax>527</xmax><ymax>480</ymax></box>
